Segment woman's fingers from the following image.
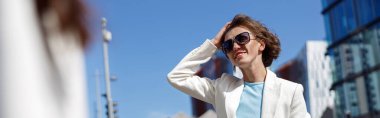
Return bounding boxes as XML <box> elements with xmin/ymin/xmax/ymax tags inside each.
<box><xmin>213</xmin><ymin>22</ymin><xmax>231</xmax><ymax>48</ymax></box>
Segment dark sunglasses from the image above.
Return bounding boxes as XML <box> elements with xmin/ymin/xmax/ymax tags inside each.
<box><xmin>222</xmin><ymin>32</ymin><xmax>251</xmax><ymax>53</ymax></box>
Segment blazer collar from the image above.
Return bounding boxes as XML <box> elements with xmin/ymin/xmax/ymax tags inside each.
<box><xmin>263</xmin><ymin>69</ymin><xmax>278</xmax><ymax>91</ymax></box>
<box><xmin>261</xmin><ymin>69</ymin><xmax>281</xmax><ymax>118</ymax></box>
<box><xmin>224</xmin><ymin>69</ymin><xmax>280</xmax><ymax>118</ymax></box>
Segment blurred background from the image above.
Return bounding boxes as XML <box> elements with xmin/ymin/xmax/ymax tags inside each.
<box><xmin>86</xmin><ymin>0</ymin><xmax>324</xmax><ymax>118</ymax></box>
<box><xmin>1</xmin><ymin>0</ymin><xmax>380</xmax><ymax>118</ymax></box>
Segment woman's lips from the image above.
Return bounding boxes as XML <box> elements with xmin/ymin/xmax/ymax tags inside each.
<box><xmin>234</xmin><ymin>51</ymin><xmax>246</xmax><ymax>60</ymax></box>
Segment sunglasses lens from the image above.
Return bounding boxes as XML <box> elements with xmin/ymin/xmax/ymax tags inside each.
<box><xmin>235</xmin><ymin>32</ymin><xmax>250</xmax><ymax>44</ymax></box>
<box><xmin>222</xmin><ymin>40</ymin><xmax>233</xmax><ymax>53</ymax></box>
<box><xmin>222</xmin><ymin>32</ymin><xmax>250</xmax><ymax>54</ymax></box>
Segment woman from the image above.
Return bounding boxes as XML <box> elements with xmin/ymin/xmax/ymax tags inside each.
<box><xmin>167</xmin><ymin>14</ymin><xmax>310</xmax><ymax>118</ymax></box>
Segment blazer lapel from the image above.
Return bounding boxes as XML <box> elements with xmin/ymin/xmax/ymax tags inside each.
<box><xmin>261</xmin><ymin>69</ymin><xmax>281</xmax><ymax>118</ymax></box>
<box><xmin>224</xmin><ymin>75</ymin><xmax>244</xmax><ymax>118</ymax></box>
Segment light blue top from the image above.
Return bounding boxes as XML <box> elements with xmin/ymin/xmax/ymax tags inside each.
<box><xmin>236</xmin><ymin>82</ymin><xmax>264</xmax><ymax>118</ymax></box>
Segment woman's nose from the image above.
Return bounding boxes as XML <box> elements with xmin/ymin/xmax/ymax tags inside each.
<box><xmin>232</xmin><ymin>41</ymin><xmax>242</xmax><ymax>51</ymax></box>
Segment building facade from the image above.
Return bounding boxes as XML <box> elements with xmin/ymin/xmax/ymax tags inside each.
<box><xmin>321</xmin><ymin>0</ymin><xmax>380</xmax><ymax>117</ymax></box>
<box><xmin>276</xmin><ymin>40</ymin><xmax>335</xmax><ymax>118</ymax></box>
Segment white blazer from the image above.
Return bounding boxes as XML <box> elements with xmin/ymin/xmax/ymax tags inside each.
<box><xmin>167</xmin><ymin>40</ymin><xmax>310</xmax><ymax>118</ymax></box>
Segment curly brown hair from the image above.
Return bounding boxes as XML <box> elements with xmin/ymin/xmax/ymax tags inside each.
<box><xmin>221</xmin><ymin>14</ymin><xmax>281</xmax><ymax>67</ymax></box>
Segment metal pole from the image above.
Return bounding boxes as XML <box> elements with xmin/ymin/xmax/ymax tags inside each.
<box><xmin>95</xmin><ymin>69</ymin><xmax>103</xmax><ymax>118</ymax></box>
<box><xmin>102</xmin><ymin>17</ymin><xmax>114</xmax><ymax>118</ymax></box>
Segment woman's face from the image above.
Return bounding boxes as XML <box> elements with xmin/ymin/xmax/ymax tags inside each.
<box><xmin>224</xmin><ymin>26</ymin><xmax>265</xmax><ymax>68</ymax></box>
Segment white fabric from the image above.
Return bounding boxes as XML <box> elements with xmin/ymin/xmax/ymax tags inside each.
<box><xmin>0</xmin><ymin>1</ymin><xmax>88</xmax><ymax>118</ymax></box>
<box><xmin>167</xmin><ymin>40</ymin><xmax>310</xmax><ymax>118</ymax></box>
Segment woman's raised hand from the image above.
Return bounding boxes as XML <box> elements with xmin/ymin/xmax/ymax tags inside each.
<box><xmin>213</xmin><ymin>22</ymin><xmax>231</xmax><ymax>49</ymax></box>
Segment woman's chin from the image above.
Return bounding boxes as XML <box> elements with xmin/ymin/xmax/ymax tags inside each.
<box><xmin>234</xmin><ymin>60</ymin><xmax>251</xmax><ymax>68</ymax></box>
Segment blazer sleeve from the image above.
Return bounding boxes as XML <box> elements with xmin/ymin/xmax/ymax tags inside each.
<box><xmin>167</xmin><ymin>39</ymin><xmax>218</xmax><ymax>104</ymax></box>
<box><xmin>290</xmin><ymin>84</ymin><xmax>311</xmax><ymax>118</ymax></box>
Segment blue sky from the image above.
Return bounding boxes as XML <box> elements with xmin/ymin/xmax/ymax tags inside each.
<box><xmin>85</xmin><ymin>0</ymin><xmax>325</xmax><ymax>118</ymax></box>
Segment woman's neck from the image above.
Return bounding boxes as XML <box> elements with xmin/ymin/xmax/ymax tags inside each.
<box><xmin>241</xmin><ymin>63</ymin><xmax>267</xmax><ymax>83</ymax></box>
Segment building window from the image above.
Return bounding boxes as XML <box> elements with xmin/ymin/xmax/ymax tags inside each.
<box><xmin>329</xmin><ymin>0</ymin><xmax>357</xmax><ymax>42</ymax></box>
<box><xmin>346</xmin><ymin>49</ymin><xmax>352</xmax><ymax>54</ymax></box>
<box><xmin>355</xmin><ymin>0</ymin><xmax>376</xmax><ymax>26</ymax></box>
<box><xmin>344</xmin><ymin>0</ymin><xmax>357</xmax><ymax>32</ymax></box>
<box><xmin>322</xmin><ymin>0</ymin><xmax>338</xmax><ymax>8</ymax></box>
<box><xmin>360</xmin><ymin>48</ymin><xmax>368</xmax><ymax>54</ymax></box>
<box><xmin>371</xmin><ymin>93</ymin><xmax>376</xmax><ymax>98</ymax></box>
<box><xmin>350</xmin><ymin>86</ymin><xmax>356</xmax><ymax>91</ymax></box>
<box><xmin>346</xmin><ymin>56</ymin><xmax>353</xmax><ymax>61</ymax></box>
<box><xmin>352</xmin><ymin>102</ymin><xmax>357</xmax><ymax>106</ymax></box>
<box><xmin>370</xmin><ymin>85</ymin><xmax>375</xmax><ymax>90</ymax></box>
<box><xmin>373</xmin><ymin>0</ymin><xmax>380</xmax><ymax>18</ymax></box>
<box><xmin>324</xmin><ymin>13</ymin><xmax>333</xmax><ymax>43</ymax></box>
<box><xmin>378</xmin><ymin>24</ymin><xmax>380</xmax><ymax>47</ymax></box>
<box><xmin>363</xmin><ymin>62</ymin><xmax>369</xmax><ymax>69</ymax></box>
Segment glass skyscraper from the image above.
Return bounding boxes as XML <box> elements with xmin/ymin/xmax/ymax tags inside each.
<box><xmin>321</xmin><ymin>0</ymin><xmax>380</xmax><ymax>117</ymax></box>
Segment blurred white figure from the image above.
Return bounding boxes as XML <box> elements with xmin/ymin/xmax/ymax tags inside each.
<box><xmin>0</xmin><ymin>0</ymin><xmax>89</xmax><ymax>118</ymax></box>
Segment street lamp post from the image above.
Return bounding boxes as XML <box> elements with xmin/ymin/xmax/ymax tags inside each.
<box><xmin>101</xmin><ymin>17</ymin><xmax>115</xmax><ymax>118</ymax></box>
<box><xmin>95</xmin><ymin>70</ymin><xmax>103</xmax><ymax>118</ymax></box>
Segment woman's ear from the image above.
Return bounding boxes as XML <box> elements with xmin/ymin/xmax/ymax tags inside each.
<box><xmin>259</xmin><ymin>41</ymin><xmax>265</xmax><ymax>51</ymax></box>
